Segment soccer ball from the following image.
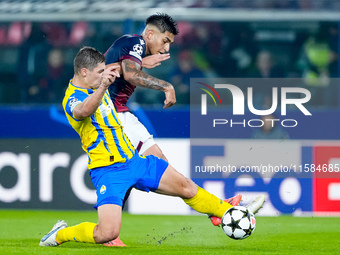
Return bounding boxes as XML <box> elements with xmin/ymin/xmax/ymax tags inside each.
<box><xmin>221</xmin><ymin>206</ymin><xmax>256</xmax><ymax>240</ymax></box>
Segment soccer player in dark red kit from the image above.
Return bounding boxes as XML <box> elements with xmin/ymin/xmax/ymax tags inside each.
<box><xmin>105</xmin><ymin>13</ymin><xmax>177</xmax><ymax>160</ymax></box>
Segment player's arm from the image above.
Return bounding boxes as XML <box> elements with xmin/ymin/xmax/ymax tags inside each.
<box><xmin>122</xmin><ymin>59</ymin><xmax>176</xmax><ymax>108</ymax></box>
<box><xmin>105</xmin><ymin>53</ymin><xmax>170</xmax><ymax>75</ymax></box>
<box><xmin>73</xmin><ymin>66</ymin><xmax>120</xmax><ymax>120</ymax></box>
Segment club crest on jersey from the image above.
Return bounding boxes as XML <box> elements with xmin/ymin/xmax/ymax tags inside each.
<box><xmin>100</xmin><ymin>185</ymin><xmax>106</xmax><ymax>194</ymax></box>
<box><xmin>68</xmin><ymin>97</ymin><xmax>81</xmax><ymax>112</ymax></box>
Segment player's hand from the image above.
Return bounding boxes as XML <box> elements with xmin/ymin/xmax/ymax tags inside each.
<box><xmin>142</xmin><ymin>53</ymin><xmax>170</xmax><ymax>69</ymax></box>
<box><xmin>100</xmin><ymin>65</ymin><xmax>120</xmax><ymax>88</ymax></box>
<box><xmin>106</xmin><ymin>62</ymin><xmax>123</xmax><ymax>75</ymax></box>
<box><xmin>163</xmin><ymin>85</ymin><xmax>176</xmax><ymax>108</ymax></box>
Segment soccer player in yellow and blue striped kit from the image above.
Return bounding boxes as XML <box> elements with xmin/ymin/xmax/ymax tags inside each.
<box><xmin>39</xmin><ymin>46</ymin><xmax>264</xmax><ymax>247</ymax></box>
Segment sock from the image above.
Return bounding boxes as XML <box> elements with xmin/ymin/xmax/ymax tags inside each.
<box><xmin>56</xmin><ymin>222</ymin><xmax>96</xmax><ymax>244</ymax></box>
<box><xmin>183</xmin><ymin>186</ymin><xmax>232</xmax><ymax>218</ymax></box>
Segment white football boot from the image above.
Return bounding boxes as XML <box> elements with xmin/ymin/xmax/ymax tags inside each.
<box><xmin>246</xmin><ymin>194</ymin><xmax>266</xmax><ymax>214</ymax></box>
<box><xmin>39</xmin><ymin>220</ymin><xmax>67</xmax><ymax>246</ymax></box>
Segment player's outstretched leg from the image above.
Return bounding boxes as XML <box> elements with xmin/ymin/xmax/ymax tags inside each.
<box><xmin>158</xmin><ymin>166</ymin><xmax>236</xmax><ymax>219</ymax></box>
<box><xmin>157</xmin><ymin>165</ymin><xmax>261</xmax><ymax>222</ymax></box>
<box><xmin>245</xmin><ymin>194</ymin><xmax>266</xmax><ymax>214</ymax></box>
<box><xmin>209</xmin><ymin>194</ymin><xmax>242</xmax><ymax>226</ymax></box>
<box><xmin>39</xmin><ymin>220</ymin><xmax>68</xmax><ymax>246</ymax></box>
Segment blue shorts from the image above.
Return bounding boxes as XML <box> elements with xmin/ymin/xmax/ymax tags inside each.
<box><xmin>89</xmin><ymin>153</ymin><xmax>169</xmax><ymax>209</ymax></box>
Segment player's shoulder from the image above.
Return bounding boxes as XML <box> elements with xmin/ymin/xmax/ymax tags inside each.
<box><xmin>115</xmin><ymin>34</ymin><xmax>145</xmax><ymax>46</ymax></box>
<box><xmin>64</xmin><ymin>82</ymin><xmax>89</xmax><ymax>103</ymax></box>
<box><xmin>66</xmin><ymin>81</ymin><xmax>88</xmax><ymax>94</ymax></box>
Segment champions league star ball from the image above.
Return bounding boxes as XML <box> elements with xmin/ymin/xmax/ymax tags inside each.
<box><xmin>133</xmin><ymin>44</ymin><xmax>143</xmax><ymax>55</ymax></box>
<box><xmin>221</xmin><ymin>206</ymin><xmax>256</xmax><ymax>240</ymax></box>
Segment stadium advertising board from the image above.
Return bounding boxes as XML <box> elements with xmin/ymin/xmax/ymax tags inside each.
<box><xmin>0</xmin><ymin>139</ymin><xmax>96</xmax><ymax>209</ymax></box>
<box><xmin>191</xmin><ymin>141</ymin><xmax>340</xmax><ymax>216</ymax></box>
<box><xmin>1</xmin><ymin>138</ymin><xmax>339</xmax><ymax>215</ymax></box>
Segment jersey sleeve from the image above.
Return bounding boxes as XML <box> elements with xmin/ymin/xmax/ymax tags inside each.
<box><xmin>64</xmin><ymin>90</ymin><xmax>88</xmax><ymax>121</ymax></box>
<box><xmin>105</xmin><ymin>35</ymin><xmax>146</xmax><ymax>66</ymax></box>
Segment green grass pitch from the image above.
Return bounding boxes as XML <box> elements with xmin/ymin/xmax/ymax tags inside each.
<box><xmin>1</xmin><ymin>210</ymin><xmax>340</xmax><ymax>255</ymax></box>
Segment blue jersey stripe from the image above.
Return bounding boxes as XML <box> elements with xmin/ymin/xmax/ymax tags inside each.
<box><xmin>104</xmin><ymin>95</ymin><xmax>134</xmax><ymax>156</ymax></box>
<box><xmin>87</xmin><ymin>114</ymin><xmax>112</xmax><ymax>155</ymax></box>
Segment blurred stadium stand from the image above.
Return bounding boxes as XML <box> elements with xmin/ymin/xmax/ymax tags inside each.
<box><xmin>1</xmin><ymin>0</ymin><xmax>340</xmax><ymax>14</ymax></box>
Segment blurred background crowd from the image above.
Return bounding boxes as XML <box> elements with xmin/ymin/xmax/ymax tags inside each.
<box><xmin>156</xmin><ymin>0</ymin><xmax>340</xmax><ymax>9</ymax></box>
<box><xmin>0</xmin><ymin>0</ymin><xmax>339</xmax><ymax>109</ymax></box>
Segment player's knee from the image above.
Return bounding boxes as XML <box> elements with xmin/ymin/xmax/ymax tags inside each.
<box><xmin>95</xmin><ymin>228</ymin><xmax>120</xmax><ymax>244</ymax></box>
<box><xmin>105</xmin><ymin>229</ymin><xmax>120</xmax><ymax>242</ymax></box>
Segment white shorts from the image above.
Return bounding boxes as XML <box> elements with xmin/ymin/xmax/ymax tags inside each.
<box><xmin>118</xmin><ymin>111</ymin><xmax>156</xmax><ymax>155</ymax></box>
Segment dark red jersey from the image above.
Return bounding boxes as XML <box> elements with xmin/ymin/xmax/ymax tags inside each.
<box><xmin>105</xmin><ymin>34</ymin><xmax>146</xmax><ymax>112</ymax></box>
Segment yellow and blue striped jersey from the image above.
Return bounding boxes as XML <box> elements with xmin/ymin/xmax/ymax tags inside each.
<box><xmin>62</xmin><ymin>79</ymin><xmax>135</xmax><ymax>169</ymax></box>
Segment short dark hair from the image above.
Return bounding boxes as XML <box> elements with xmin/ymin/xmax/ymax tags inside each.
<box><xmin>74</xmin><ymin>46</ymin><xmax>106</xmax><ymax>74</ymax></box>
<box><xmin>146</xmin><ymin>13</ymin><xmax>178</xmax><ymax>35</ymax></box>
